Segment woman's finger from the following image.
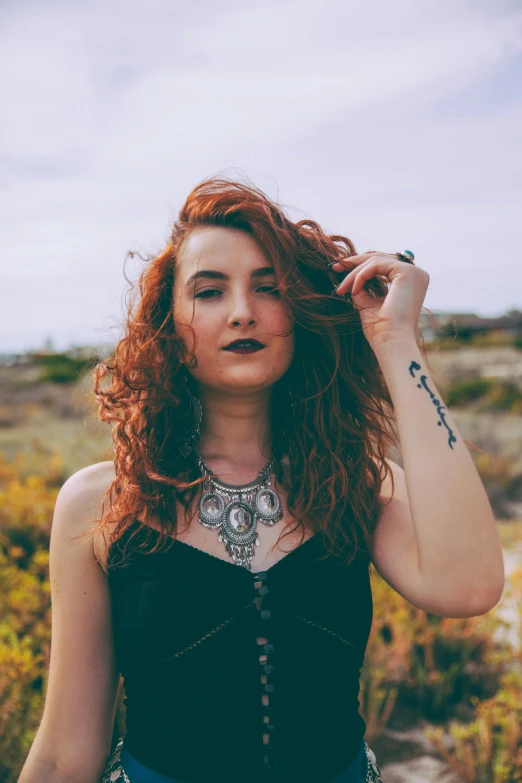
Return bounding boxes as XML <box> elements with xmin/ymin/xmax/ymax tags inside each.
<box><xmin>334</xmin><ymin>257</ymin><xmax>383</xmax><ymax>295</ymax></box>
<box><xmin>334</xmin><ymin>255</ymin><xmax>412</xmax><ymax>296</ymax></box>
<box><xmin>330</xmin><ymin>251</ymin><xmax>380</xmax><ymax>270</ymax></box>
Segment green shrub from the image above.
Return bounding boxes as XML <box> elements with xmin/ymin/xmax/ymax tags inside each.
<box><xmin>445</xmin><ymin>378</ymin><xmax>495</xmax><ymax>406</ymax></box>
<box><xmin>35</xmin><ymin>353</ymin><xmax>97</xmax><ymax>384</ymax></box>
<box><xmin>445</xmin><ymin>378</ymin><xmax>522</xmax><ymax>413</ymax></box>
<box><xmin>480</xmin><ymin>380</ymin><xmax>522</xmax><ymax>413</ymax></box>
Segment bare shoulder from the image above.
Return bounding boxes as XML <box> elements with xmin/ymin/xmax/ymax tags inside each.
<box><xmin>56</xmin><ymin>460</ymin><xmax>116</xmax><ymax>533</ymax></box>
<box><xmin>59</xmin><ymin>460</ymin><xmax>116</xmax><ymax>496</ymax></box>
<box><xmin>56</xmin><ymin>460</ymin><xmax>117</xmax><ymax>576</ymax></box>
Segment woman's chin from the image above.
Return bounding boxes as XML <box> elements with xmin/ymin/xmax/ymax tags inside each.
<box><xmin>215</xmin><ymin>375</ymin><xmax>277</xmax><ymax>394</ymax></box>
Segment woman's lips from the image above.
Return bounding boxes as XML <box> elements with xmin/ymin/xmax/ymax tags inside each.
<box><xmin>225</xmin><ymin>345</ymin><xmax>265</xmax><ymax>354</ymax></box>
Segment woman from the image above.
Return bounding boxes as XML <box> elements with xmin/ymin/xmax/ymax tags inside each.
<box><xmin>19</xmin><ymin>177</ymin><xmax>504</xmax><ymax>783</ymax></box>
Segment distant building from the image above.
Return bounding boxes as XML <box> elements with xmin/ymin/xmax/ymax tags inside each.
<box><xmin>419</xmin><ymin>309</ymin><xmax>522</xmax><ymax>343</ymax></box>
<box><xmin>0</xmin><ymin>352</ymin><xmax>33</xmax><ymax>366</ymax></box>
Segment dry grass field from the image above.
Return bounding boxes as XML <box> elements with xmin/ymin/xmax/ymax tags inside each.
<box><xmin>0</xmin><ymin>364</ymin><xmax>112</xmax><ymax>476</ymax></box>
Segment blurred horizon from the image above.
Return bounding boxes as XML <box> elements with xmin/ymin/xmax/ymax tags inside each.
<box><xmin>3</xmin><ymin>306</ymin><xmax>522</xmax><ymax>356</ymax></box>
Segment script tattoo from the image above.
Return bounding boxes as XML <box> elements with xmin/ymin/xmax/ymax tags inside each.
<box><xmin>408</xmin><ymin>360</ymin><xmax>457</xmax><ymax>450</ymax></box>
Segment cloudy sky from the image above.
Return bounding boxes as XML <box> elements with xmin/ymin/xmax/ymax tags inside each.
<box><xmin>1</xmin><ymin>0</ymin><xmax>521</xmax><ymax>352</ymax></box>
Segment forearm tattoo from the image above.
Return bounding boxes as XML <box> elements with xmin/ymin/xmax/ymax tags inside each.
<box><xmin>409</xmin><ymin>360</ymin><xmax>457</xmax><ymax>450</ymax></box>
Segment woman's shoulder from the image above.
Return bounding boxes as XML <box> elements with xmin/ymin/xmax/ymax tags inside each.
<box><xmin>56</xmin><ymin>461</ymin><xmax>116</xmax><ymax>515</ymax></box>
<box><xmin>56</xmin><ymin>461</ymin><xmax>117</xmax><ymax>577</ymax></box>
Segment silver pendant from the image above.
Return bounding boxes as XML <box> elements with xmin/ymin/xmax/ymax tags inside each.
<box><xmin>196</xmin><ymin>454</ymin><xmax>283</xmax><ymax>570</ymax></box>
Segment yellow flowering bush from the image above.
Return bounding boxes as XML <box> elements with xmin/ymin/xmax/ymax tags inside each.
<box><xmin>0</xmin><ymin>459</ymin><xmax>55</xmax><ymax>782</ymax></box>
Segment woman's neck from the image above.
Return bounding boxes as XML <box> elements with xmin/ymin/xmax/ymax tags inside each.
<box><xmin>195</xmin><ymin>387</ymin><xmax>274</xmax><ymax>475</ymax></box>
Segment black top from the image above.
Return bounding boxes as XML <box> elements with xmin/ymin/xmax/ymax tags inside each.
<box><xmin>108</xmin><ymin>519</ymin><xmax>373</xmax><ymax>783</ymax></box>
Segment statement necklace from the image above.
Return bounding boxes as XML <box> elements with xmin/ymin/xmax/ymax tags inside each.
<box><xmin>195</xmin><ymin>451</ymin><xmax>284</xmax><ymax>570</ymax></box>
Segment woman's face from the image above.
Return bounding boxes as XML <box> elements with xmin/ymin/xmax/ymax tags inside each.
<box><xmin>173</xmin><ymin>226</ymin><xmax>295</xmax><ymax>394</ymax></box>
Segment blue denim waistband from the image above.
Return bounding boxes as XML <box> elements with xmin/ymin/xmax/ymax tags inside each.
<box><xmin>121</xmin><ymin>738</ymin><xmax>368</xmax><ymax>783</ymax></box>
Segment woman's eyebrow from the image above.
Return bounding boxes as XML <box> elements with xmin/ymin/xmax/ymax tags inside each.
<box><xmin>185</xmin><ymin>266</ymin><xmax>275</xmax><ymax>289</ymax></box>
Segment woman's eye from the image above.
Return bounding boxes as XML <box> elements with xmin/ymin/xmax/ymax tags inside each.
<box><xmin>259</xmin><ymin>286</ymin><xmax>280</xmax><ymax>296</ymax></box>
<box><xmin>194</xmin><ymin>286</ymin><xmax>280</xmax><ymax>299</ymax></box>
<box><xmin>194</xmin><ymin>289</ymin><xmax>221</xmax><ymax>299</ymax></box>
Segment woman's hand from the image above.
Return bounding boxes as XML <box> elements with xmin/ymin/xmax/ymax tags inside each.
<box><xmin>331</xmin><ymin>251</ymin><xmax>430</xmax><ymax>352</ymax></box>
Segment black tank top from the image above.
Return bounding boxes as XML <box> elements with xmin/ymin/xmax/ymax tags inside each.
<box><xmin>108</xmin><ymin>518</ymin><xmax>373</xmax><ymax>783</ymax></box>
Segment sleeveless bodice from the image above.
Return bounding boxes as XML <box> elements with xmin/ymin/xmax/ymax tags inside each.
<box><xmin>108</xmin><ymin>519</ymin><xmax>373</xmax><ymax>783</ymax></box>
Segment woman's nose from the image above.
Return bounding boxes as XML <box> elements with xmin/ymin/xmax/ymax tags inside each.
<box><xmin>228</xmin><ymin>293</ymin><xmax>257</xmax><ymax>323</ymax></box>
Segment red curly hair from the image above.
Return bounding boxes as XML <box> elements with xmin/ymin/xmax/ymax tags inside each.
<box><xmin>84</xmin><ymin>175</ymin><xmax>422</xmax><ymax>569</ymax></box>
